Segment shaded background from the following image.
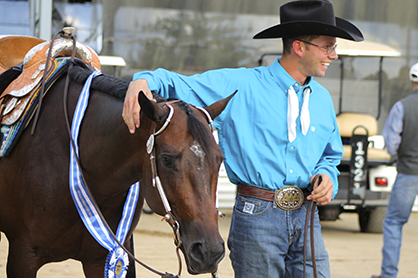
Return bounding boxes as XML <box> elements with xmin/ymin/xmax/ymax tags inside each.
<box><xmin>2</xmin><ymin>0</ymin><xmax>418</xmax><ymax>130</ymax></box>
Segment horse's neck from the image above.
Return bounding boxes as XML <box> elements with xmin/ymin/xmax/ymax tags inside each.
<box><xmin>77</xmin><ymin>90</ymin><xmax>149</xmax><ymax>198</ymax></box>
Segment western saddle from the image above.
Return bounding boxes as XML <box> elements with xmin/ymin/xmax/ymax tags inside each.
<box><xmin>0</xmin><ymin>34</ymin><xmax>101</xmax><ymax>126</ymax></box>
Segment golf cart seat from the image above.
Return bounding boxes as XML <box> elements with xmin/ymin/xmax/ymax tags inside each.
<box><xmin>337</xmin><ymin>112</ymin><xmax>391</xmax><ymax>161</ymax></box>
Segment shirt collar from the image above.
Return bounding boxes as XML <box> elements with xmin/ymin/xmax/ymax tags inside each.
<box><xmin>268</xmin><ymin>58</ymin><xmax>313</xmax><ymax>96</ymax></box>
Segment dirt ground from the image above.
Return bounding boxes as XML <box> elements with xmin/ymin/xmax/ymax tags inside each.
<box><xmin>1</xmin><ymin>210</ymin><xmax>418</xmax><ymax>278</ymax></box>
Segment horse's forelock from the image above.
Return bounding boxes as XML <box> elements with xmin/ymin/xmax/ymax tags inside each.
<box><xmin>175</xmin><ymin>102</ymin><xmax>216</xmax><ymax>165</ymax></box>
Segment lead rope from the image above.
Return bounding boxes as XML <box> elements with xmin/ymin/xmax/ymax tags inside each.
<box><xmin>303</xmin><ymin>176</ymin><xmax>321</xmax><ymax>278</ymax></box>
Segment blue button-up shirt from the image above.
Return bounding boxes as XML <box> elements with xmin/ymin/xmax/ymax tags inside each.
<box><xmin>133</xmin><ymin>58</ymin><xmax>343</xmax><ymax>198</ymax></box>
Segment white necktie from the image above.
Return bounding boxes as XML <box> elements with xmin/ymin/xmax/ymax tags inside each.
<box><xmin>287</xmin><ymin>86</ymin><xmax>311</xmax><ymax>143</ymax></box>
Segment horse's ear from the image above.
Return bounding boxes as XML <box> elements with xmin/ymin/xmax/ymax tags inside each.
<box><xmin>205</xmin><ymin>90</ymin><xmax>237</xmax><ymax>120</ymax></box>
<box><xmin>138</xmin><ymin>91</ymin><xmax>166</xmax><ymax>123</ymax></box>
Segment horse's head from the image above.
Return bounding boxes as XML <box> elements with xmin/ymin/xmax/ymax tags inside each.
<box><xmin>138</xmin><ymin>92</ymin><xmax>235</xmax><ymax>275</ymax></box>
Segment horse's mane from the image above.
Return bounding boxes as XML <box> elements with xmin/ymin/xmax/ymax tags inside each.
<box><xmin>68</xmin><ymin>62</ymin><xmax>129</xmax><ymax>100</ymax></box>
<box><xmin>69</xmin><ymin>63</ymin><xmax>215</xmax><ymax>162</ymax></box>
<box><xmin>68</xmin><ymin>63</ymin><xmax>166</xmax><ymax>102</ymax></box>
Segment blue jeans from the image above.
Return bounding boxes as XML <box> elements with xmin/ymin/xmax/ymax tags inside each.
<box><xmin>380</xmin><ymin>173</ymin><xmax>418</xmax><ymax>278</ymax></box>
<box><xmin>227</xmin><ymin>194</ymin><xmax>330</xmax><ymax>278</ymax></box>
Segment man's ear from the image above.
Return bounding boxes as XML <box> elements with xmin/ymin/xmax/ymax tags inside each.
<box><xmin>292</xmin><ymin>40</ymin><xmax>305</xmax><ymax>57</ymax></box>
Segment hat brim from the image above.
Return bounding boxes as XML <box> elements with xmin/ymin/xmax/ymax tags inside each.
<box><xmin>253</xmin><ymin>17</ymin><xmax>364</xmax><ymax>42</ymax></box>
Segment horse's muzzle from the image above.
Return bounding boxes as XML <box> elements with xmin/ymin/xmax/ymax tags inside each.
<box><xmin>185</xmin><ymin>238</ymin><xmax>225</xmax><ymax>274</ymax></box>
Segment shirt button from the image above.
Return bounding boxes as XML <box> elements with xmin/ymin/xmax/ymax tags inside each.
<box><xmin>290</xmin><ymin>146</ymin><xmax>294</xmax><ymax>150</ymax></box>
<box><xmin>290</xmin><ymin>169</ymin><xmax>293</xmax><ymax>173</ymax></box>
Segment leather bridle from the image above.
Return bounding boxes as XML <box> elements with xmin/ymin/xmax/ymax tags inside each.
<box><xmin>145</xmin><ymin>101</ymin><xmax>220</xmax><ymax>278</ymax></box>
<box><xmin>35</xmin><ymin>29</ymin><xmax>219</xmax><ymax>278</ymax></box>
<box><xmin>146</xmin><ymin>102</ymin><xmax>183</xmax><ymax>277</ymax></box>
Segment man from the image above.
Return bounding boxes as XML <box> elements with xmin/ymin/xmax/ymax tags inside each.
<box><xmin>372</xmin><ymin>63</ymin><xmax>418</xmax><ymax>278</ymax></box>
<box><xmin>123</xmin><ymin>0</ymin><xmax>363</xmax><ymax>277</ymax></box>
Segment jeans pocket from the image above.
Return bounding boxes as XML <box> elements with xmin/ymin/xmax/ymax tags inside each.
<box><xmin>234</xmin><ymin>195</ymin><xmax>272</xmax><ymax>217</ymax></box>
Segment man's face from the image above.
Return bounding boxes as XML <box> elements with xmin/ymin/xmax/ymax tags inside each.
<box><xmin>299</xmin><ymin>36</ymin><xmax>338</xmax><ymax>78</ymax></box>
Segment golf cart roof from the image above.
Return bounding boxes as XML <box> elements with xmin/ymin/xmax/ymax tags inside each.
<box><xmin>259</xmin><ymin>38</ymin><xmax>401</xmax><ymax>57</ymax></box>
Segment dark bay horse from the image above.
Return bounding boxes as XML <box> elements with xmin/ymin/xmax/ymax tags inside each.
<box><xmin>0</xmin><ymin>63</ymin><xmax>232</xmax><ymax>277</ymax></box>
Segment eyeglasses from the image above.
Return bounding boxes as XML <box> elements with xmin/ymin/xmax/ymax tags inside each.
<box><xmin>298</xmin><ymin>39</ymin><xmax>338</xmax><ymax>54</ymax></box>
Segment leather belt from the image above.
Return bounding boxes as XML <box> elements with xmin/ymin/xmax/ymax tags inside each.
<box><xmin>238</xmin><ymin>184</ymin><xmax>275</xmax><ymax>201</ymax></box>
<box><xmin>238</xmin><ymin>184</ymin><xmax>310</xmax><ymax>210</ymax></box>
<box><xmin>238</xmin><ymin>184</ymin><xmax>310</xmax><ymax>201</ymax></box>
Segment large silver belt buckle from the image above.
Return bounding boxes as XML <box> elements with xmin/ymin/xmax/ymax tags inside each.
<box><xmin>275</xmin><ymin>186</ymin><xmax>304</xmax><ymax>210</ymax></box>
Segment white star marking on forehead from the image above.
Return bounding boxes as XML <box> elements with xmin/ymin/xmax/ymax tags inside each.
<box><xmin>190</xmin><ymin>141</ymin><xmax>205</xmax><ymax>170</ymax></box>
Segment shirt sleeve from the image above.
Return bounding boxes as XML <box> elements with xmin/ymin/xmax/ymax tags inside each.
<box><xmin>133</xmin><ymin>68</ymin><xmax>239</xmax><ymax>107</ymax></box>
<box><xmin>313</xmin><ymin>122</ymin><xmax>344</xmax><ymax>199</ymax></box>
<box><xmin>382</xmin><ymin>101</ymin><xmax>403</xmax><ymax>156</ymax></box>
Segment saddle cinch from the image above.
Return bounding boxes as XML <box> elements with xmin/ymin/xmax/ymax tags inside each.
<box><xmin>0</xmin><ymin>34</ymin><xmax>101</xmax><ymax>157</ymax></box>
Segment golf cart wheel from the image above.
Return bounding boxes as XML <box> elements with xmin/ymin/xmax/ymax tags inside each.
<box><xmin>358</xmin><ymin>206</ymin><xmax>387</xmax><ymax>233</ymax></box>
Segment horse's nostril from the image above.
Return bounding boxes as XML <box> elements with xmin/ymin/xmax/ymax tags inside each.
<box><xmin>186</xmin><ymin>240</ymin><xmax>225</xmax><ymax>274</ymax></box>
<box><xmin>190</xmin><ymin>242</ymin><xmax>205</xmax><ymax>263</ymax></box>
<box><xmin>190</xmin><ymin>240</ymin><xmax>225</xmax><ymax>264</ymax></box>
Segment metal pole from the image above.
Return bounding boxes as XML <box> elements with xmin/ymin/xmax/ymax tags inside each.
<box><xmin>377</xmin><ymin>56</ymin><xmax>384</xmax><ymax>120</ymax></box>
<box><xmin>29</xmin><ymin>0</ymin><xmax>36</xmax><ymax>37</ymax></box>
<box><xmin>39</xmin><ymin>0</ymin><xmax>52</xmax><ymax>40</ymax></box>
<box><xmin>338</xmin><ymin>58</ymin><xmax>345</xmax><ymax>114</ymax></box>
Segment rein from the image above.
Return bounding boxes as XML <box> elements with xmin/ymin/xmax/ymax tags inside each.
<box><xmin>302</xmin><ymin>175</ymin><xmax>321</xmax><ymax>278</ymax></box>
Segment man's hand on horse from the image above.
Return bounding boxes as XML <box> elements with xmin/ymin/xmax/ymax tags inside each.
<box><xmin>307</xmin><ymin>174</ymin><xmax>333</xmax><ymax>206</ymax></box>
<box><xmin>123</xmin><ymin>79</ymin><xmax>155</xmax><ymax>134</ymax></box>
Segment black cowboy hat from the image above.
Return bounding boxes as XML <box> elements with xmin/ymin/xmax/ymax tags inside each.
<box><xmin>253</xmin><ymin>0</ymin><xmax>364</xmax><ymax>41</ymax></box>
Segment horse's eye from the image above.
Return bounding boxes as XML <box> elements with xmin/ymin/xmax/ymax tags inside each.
<box><xmin>161</xmin><ymin>155</ymin><xmax>174</xmax><ymax>168</ymax></box>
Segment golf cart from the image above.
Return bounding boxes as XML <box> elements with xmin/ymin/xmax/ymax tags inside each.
<box><xmin>258</xmin><ymin>39</ymin><xmax>401</xmax><ymax>233</ymax></box>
